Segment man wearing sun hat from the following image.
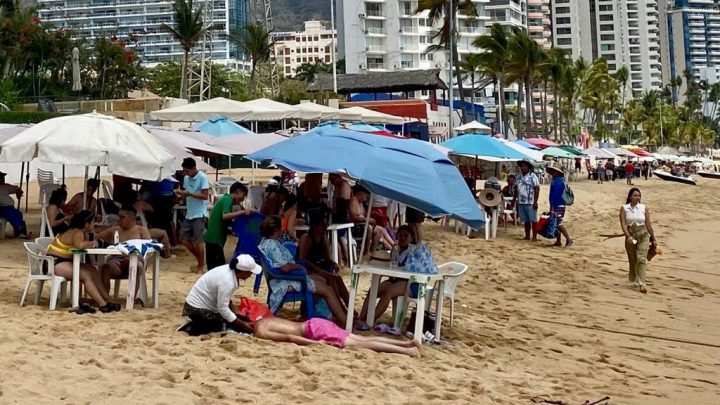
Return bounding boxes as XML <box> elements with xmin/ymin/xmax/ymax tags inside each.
<box><xmin>182</xmin><ymin>254</ymin><xmax>262</xmax><ymax>334</ymax></box>
<box><xmin>0</xmin><ymin>171</ymin><xmax>31</xmax><ymax>239</ymax></box>
<box><xmin>514</xmin><ymin>159</ymin><xmax>540</xmax><ymax>241</ymax></box>
<box><xmin>546</xmin><ymin>162</ymin><xmax>573</xmax><ymax>247</ymax></box>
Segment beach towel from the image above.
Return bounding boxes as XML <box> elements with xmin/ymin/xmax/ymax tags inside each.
<box><xmin>117</xmin><ymin>239</ymin><xmax>164</xmax><ymax>257</ymax></box>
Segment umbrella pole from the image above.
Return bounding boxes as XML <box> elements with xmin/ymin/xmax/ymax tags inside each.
<box><xmin>95</xmin><ymin>167</ymin><xmax>100</xmax><ymax>216</ymax></box>
<box><xmin>228</xmin><ymin>154</ymin><xmax>232</xmax><ymax>177</ymax></box>
<box><xmin>358</xmin><ymin>192</ymin><xmax>374</xmax><ymax>264</ymax></box>
<box><xmin>215</xmin><ymin>157</ymin><xmax>220</xmax><ymax>181</ymax></box>
<box><xmin>25</xmin><ymin>162</ymin><xmax>30</xmax><ymax>213</ymax></box>
<box><xmin>251</xmin><ymin>161</ymin><xmax>256</xmax><ymax>185</ymax></box>
<box><xmin>62</xmin><ymin>164</ymin><xmax>65</xmax><ymax>184</ymax></box>
<box><xmin>82</xmin><ymin>167</ymin><xmax>88</xmax><ymax>210</ymax></box>
<box><xmin>17</xmin><ymin>162</ymin><xmax>25</xmax><ymax>211</ymax></box>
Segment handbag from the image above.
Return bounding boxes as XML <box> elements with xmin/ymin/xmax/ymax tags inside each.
<box><xmin>237</xmin><ymin>297</ymin><xmax>274</xmax><ymax>322</ymax></box>
<box><xmin>535</xmin><ymin>211</ymin><xmax>558</xmax><ymax>239</ymax></box>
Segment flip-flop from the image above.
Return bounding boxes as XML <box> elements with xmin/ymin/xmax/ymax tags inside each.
<box><xmin>355</xmin><ymin>322</ymin><xmax>371</xmax><ymax>331</ymax></box>
<box><xmin>69</xmin><ymin>303</ymin><xmax>96</xmax><ymax>315</ymax></box>
<box><xmin>374</xmin><ymin>323</ymin><xmax>391</xmax><ymax>334</ymax></box>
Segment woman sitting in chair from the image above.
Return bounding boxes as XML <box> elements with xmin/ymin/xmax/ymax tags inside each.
<box><xmin>46</xmin><ymin>187</ymin><xmax>71</xmax><ymax>236</ymax></box>
<box><xmin>297</xmin><ymin>217</ymin><xmax>350</xmax><ymax>308</ymax></box>
<box><xmin>356</xmin><ymin>225</ymin><xmax>433</xmax><ymax>332</ymax></box>
<box><xmin>258</xmin><ymin>216</ymin><xmax>347</xmax><ymax>325</ymax></box>
<box><xmin>46</xmin><ymin>210</ymin><xmax>120</xmax><ymax>313</ymax></box>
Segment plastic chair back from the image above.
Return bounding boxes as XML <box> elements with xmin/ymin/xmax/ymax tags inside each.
<box><xmin>35</xmin><ymin>237</ymin><xmax>53</xmax><ymax>252</ymax></box>
<box><xmin>437</xmin><ymin>262</ymin><xmax>468</xmax><ymax>296</ymax></box>
<box><xmin>24</xmin><ymin>242</ymin><xmax>55</xmax><ymax>278</ymax></box>
<box><xmin>231</xmin><ymin>212</ymin><xmax>266</xmax><ymax>293</ymax></box>
<box><xmin>248</xmin><ymin>186</ymin><xmax>265</xmax><ymax>210</ymax></box>
<box><xmin>258</xmin><ymin>248</ymin><xmax>315</xmax><ymax>318</ymax></box>
<box><xmin>282</xmin><ymin>241</ymin><xmax>298</xmax><ymax>258</ymax></box>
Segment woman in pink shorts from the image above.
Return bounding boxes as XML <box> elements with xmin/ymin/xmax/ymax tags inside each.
<box><xmin>253</xmin><ymin>317</ymin><xmax>420</xmax><ymax>357</ymax></box>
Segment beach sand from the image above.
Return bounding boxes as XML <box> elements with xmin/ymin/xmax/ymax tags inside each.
<box><xmin>0</xmin><ymin>169</ymin><xmax>718</xmax><ymax>404</ymax></box>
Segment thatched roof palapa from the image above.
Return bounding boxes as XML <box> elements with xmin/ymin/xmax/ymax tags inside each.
<box><xmin>308</xmin><ymin>70</ymin><xmax>448</xmax><ymax>94</ymax></box>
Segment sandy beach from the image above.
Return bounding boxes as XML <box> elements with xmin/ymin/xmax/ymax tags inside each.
<box><xmin>0</xmin><ymin>169</ymin><xmax>718</xmax><ymax>404</ymax></box>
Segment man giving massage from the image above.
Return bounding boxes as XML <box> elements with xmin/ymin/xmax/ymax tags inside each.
<box><xmin>252</xmin><ymin>317</ymin><xmax>421</xmax><ymax>358</ymax></box>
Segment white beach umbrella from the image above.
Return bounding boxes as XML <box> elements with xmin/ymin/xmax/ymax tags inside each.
<box><xmin>0</xmin><ymin>113</ymin><xmax>175</xmax><ymax>181</ymax></box>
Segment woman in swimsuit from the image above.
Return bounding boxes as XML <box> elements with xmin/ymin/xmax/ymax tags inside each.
<box><xmin>253</xmin><ymin>317</ymin><xmax>421</xmax><ymax>358</ymax></box>
<box><xmin>297</xmin><ymin>217</ymin><xmax>349</xmax><ymax>308</ymax></box>
<box><xmin>46</xmin><ymin>210</ymin><xmax>120</xmax><ymax>312</ymax></box>
<box><xmin>46</xmin><ymin>187</ymin><xmax>71</xmax><ymax>236</ymax></box>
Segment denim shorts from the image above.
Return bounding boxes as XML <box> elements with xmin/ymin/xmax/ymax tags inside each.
<box><xmin>517</xmin><ymin>204</ymin><xmax>537</xmax><ymax>223</ymax></box>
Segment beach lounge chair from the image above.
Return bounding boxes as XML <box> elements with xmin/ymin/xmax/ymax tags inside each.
<box><xmin>259</xmin><ymin>247</ymin><xmax>315</xmax><ymax>318</ymax></box>
<box><xmin>20</xmin><ymin>242</ymin><xmax>68</xmax><ymax>310</ymax></box>
<box><xmin>393</xmin><ymin>262</ymin><xmax>468</xmax><ymax>327</ymax></box>
<box><xmin>230</xmin><ymin>212</ymin><xmax>266</xmax><ymax>294</ymax></box>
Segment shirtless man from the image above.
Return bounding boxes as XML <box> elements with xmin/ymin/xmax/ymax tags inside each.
<box><xmin>96</xmin><ymin>206</ymin><xmax>168</xmax><ymax>301</ymax></box>
<box><xmin>253</xmin><ymin>317</ymin><xmax>421</xmax><ymax>358</ymax></box>
<box><xmin>349</xmin><ymin>185</ymin><xmax>394</xmax><ymax>255</ymax></box>
<box><xmin>66</xmin><ymin>179</ymin><xmax>100</xmax><ymax>215</ymax></box>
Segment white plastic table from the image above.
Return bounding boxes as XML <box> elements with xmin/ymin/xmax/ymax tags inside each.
<box><xmin>345</xmin><ymin>262</ymin><xmax>445</xmax><ymax>343</ymax></box>
<box><xmin>295</xmin><ymin>223</ymin><xmax>355</xmax><ymax>268</ymax></box>
<box><xmin>70</xmin><ymin>246</ymin><xmax>160</xmax><ymax>310</ymax></box>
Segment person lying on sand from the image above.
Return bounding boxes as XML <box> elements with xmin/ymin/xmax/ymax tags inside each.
<box><xmin>253</xmin><ymin>317</ymin><xmax>421</xmax><ymax>358</ymax></box>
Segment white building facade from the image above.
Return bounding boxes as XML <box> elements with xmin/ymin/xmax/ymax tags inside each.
<box><xmin>272</xmin><ymin>20</ymin><xmax>336</xmax><ymax>78</ymax></box>
<box><xmin>552</xmin><ymin>0</ymin><xmax>663</xmax><ymax>95</ymax></box>
<box><xmin>35</xmin><ymin>0</ymin><xmax>251</xmax><ymax>67</ymax></box>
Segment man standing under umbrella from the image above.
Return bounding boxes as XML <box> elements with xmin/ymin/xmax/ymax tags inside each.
<box><xmin>0</xmin><ymin>171</ymin><xmax>31</xmax><ymax>239</ymax></box>
<box><xmin>178</xmin><ymin>158</ymin><xmax>210</xmax><ymax>273</ymax></box>
<box><xmin>513</xmin><ymin>160</ymin><xmax>540</xmax><ymax>242</ymax></box>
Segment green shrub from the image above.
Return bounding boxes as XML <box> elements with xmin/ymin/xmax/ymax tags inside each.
<box><xmin>0</xmin><ymin>111</ymin><xmax>69</xmax><ymax>124</ymax></box>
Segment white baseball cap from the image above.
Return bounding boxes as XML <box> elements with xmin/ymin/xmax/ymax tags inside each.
<box><xmin>231</xmin><ymin>254</ymin><xmax>262</xmax><ymax>274</ymax></box>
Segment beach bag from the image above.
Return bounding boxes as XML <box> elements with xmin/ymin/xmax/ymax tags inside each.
<box><xmin>535</xmin><ymin>212</ymin><xmax>558</xmax><ymax>239</ymax></box>
<box><xmin>237</xmin><ymin>297</ymin><xmax>274</xmax><ymax>322</ymax></box>
<box><xmin>562</xmin><ymin>181</ymin><xmax>574</xmax><ymax>206</ymax></box>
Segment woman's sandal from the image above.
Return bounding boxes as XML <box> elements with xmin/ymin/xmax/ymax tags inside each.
<box><xmin>69</xmin><ymin>303</ymin><xmax>96</xmax><ymax>315</ymax></box>
<box><xmin>99</xmin><ymin>302</ymin><xmax>122</xmax><ymax>313</ymax></box>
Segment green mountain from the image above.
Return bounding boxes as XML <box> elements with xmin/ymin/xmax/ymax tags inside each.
<box><xmin>272</xmin><ymin>0</ymin><xmax>330</xmax><ymax>31</ymax></box>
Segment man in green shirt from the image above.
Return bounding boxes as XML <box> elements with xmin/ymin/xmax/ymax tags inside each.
<box><xmin>205</xmin><ymin>182</ymin><xmax>251</xmax><ymax>269</ymax></box>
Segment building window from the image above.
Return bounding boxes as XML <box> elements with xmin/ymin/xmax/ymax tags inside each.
<box><xmin>556</xmin><ymin>17</ymin><xmax>571</xmax><ymax>24</ymax></box>
<box><xmin>599</xmin><ymin>14</ymin><xmax>613</xmax><ymax>21</ymax></box>
<box><xmin>325</xmin><ymin>55</ymin><xmax>331</xmax><ymax>62</ymax></box>
<box><xmin>285</xmin><ymin>66</ymin><xmax>291</xmax><ymax>74</ymax></box>
<box><xmin>599</xmin><ymin>4</ymin><xmax>613</xmax><ymax>11</ymax></box>
<box><xmin>600</xmin><ymin>34</ymin><xmax>614</xmax><ymax>41</ymax></box>
<box><xmin>557</xmin><ymin>38</ymin><xmax>572</xmax><ymax>45</ymax></box>
<box><xmin>556</xmin><ymin>27</ymin><xmax>571</xmax><ymax>35</ymax></box>
<box><xmin>420</xmin><ymin>35</ymin><xmax>428</xmax><ymax>44</ymax></box>
<box><xmin>600</xmin><ymin>43</ymin><xmax>615</xmax><ymax>51</ymax></box>
<box><xmin>556</xmin><ymin>7</ymin><xmax>570</xmax><ymax>14</ymax></box>
<box><xmin>600</xmin><ymin>24</ymin><xmax>614</xmax><ymax>31</ymax></box>
<box><xmin>555</xmin><ymin>0</ymin><xmax>569</xmax><ymax>3</ymax></box>
<box><xmin>602</xmin><ymin>54</ymin><xmax>616</xmax><ymax>60</ymax></box>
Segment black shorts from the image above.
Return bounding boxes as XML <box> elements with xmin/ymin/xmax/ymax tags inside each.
<box><xmin>205</xmin><ymin>243</ymin><xmax>226</xmax><ymax>270</ymax></box>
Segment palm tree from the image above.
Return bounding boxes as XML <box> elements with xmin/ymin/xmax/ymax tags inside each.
<box><xmin>473</xmin><ymin>23</ymin><xmax>510</xmax><ymax>137</ymax></box>
<box><xmin>161</xmin><ymin>0</ymin><xmax>206</xmax><ymax>99</ymax></box>
<box><xmin>295</xmin><ymin>61</ymin><xmax>331</xmax><ymax>83</ymax></box>
<box><xmin>459</xmin><ymin>54</ymin><xmax>484</xmax><ymax>122</ymax></box>
<box><xmin>708</xmin><ymin>82</ymin><xmax>720</xmax><ymax>119</ymax></box>
<box><xmin>546</xmin><ymin>48</ymin><xmax>569</xmax><ymax>141</ymax></box>
<box><xmin>669</xmin><ymin>75</ymin><xmax>682</xmax><ymax>105</ymax></box>
<box><xmin>228</xmin><ymin>23</ymin><xmax>274</xmax><ymax>94</ymax></box>
<box><xmin>506</xmin><ymin>27</ymin><xmax>544</xmax><ymax>138</ymax></box>
<box><xmin>416</xmin><ymin>0</ymin><xmax>478</xmax><ymax>124</ymax></box>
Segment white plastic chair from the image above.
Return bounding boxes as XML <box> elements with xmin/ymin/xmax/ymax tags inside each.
<box><xmin>37</xmin><ymin>169</ymin><xmax>60</xmax><ymax>204</ymax></box>
<box><xmin>111</xmin><ymin>269</ymin><xmax>149</xmax><ymax>306</ymax></box>
<box><xmin>501</xmin><ymin>197</ymin><xmax>517</xmax><ymax>229</ymax></box>
<box><xmin>100</xmin><ymin>180</ymin><xmax>113</xmax><ymax>200</ymax></box>
<box><xmin>35</xmin><ymin>237</ymin><xmax>53</xmax><ymax>252</ymax></box>
<box><xmin>392</xmin><ymin>262</ymin><xmax>468</xmax><ymax>327</ymax></box>
<box><xmin>248</xmin><ymin>185</ymin><xmax>265</xmax><ymax>210</ymax></box>
<box><xmin>39</xmin><ymin>204</ymin><xmax>55</xmax><ymax>238</ymax></box>
<box><xmin>20</xmin><ymin>242</ymin><xmax>68</xmax><ymax>310</ymax></box>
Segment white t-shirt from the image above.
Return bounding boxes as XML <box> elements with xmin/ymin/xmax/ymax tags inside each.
<box><xmin>0</xmin><ymin>184</ymin><xmax>18</xmax><ymax>207</ymax></box>
<box><xmin>185</xmin><ymin>265</ymin><xmax>239</xmax><ymax>322</ymax></box>
<box><xmin>623</xmin><ymin>203</ymin><xmax>646</xmax><ymax>226</ymax></box>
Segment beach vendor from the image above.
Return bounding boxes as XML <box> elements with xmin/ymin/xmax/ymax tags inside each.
<box><xmin>253</xmin><ymin>317</ymin><xmax>421</xmax><ymax>357</ymax></box>
<box><xmin>619</xmin><ymin>188</ymin><xmax>657</xmax><ymax>294</ymax></box>
<box><xmin>546</xmin><ymin>163</ymin><xmax>573</xmax><ymax>247</ymax></box>
<box><xmin>0</xmin><ymin>171</ymin><xmax>31</xmax><ymax>239</ymax></box>
<box><xmin>177</xmin><ymin>157</ymin><xmax>209</xmax><ymax>273</ymax></box>
<box><xmin>182</xmin><ymin>254</ymin><xmax>262</xmax><ymax>335</ymax></box>
<box><xmin>514</xmin><ymin>160</ymin><xmax>540</xmax><ymax>241</ymax></box>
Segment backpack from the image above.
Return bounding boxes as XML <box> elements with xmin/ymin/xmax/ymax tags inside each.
<box><xmin>562</xmin><ymin>181</ymin><xmax>574</xmax><ymax>206</ymax></box>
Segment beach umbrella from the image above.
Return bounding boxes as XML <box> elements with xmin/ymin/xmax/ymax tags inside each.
<box><xmin>208</xmin><ymin>133</ymin><xmax>288</xmax><ymax>156</ymax></box>
<box><xmin>248</xmin><ymin>125</ymin><xmax>484</xmax><ymax>229</ymax></box>
<box><xmin>146</xmin><ymin>126</ymin><xmax>227</xmax><ymax>156</ymax></box>
<box><xmin>71</xmin><ymin>47</ymin><xmax>82</xmax><ymax>92</ymax></box>
<box><xmin>0</xmin><ymin>113</ymin><xmax>175</xmax><ymax>181</ymax></box>
<box><xmin>583</xmin><ymin>147</ymin><xmax>618</xmax><ymax>159</ymax></box>
<box><xmin>151</xmin><ymin>97</ymin><xmax>254</xmax><ymax>122</ymax></box>
<box><xmin>498</xmin><ymin>138</ymin><xmax>543</xmax><ymax>161</ymax></box>
<box><xmin>344</xmin><ymin>122</ymin><xmax>398</xmax><ymax>137</ymax></box>
<box><xmin>558</xmin><ymin>145</ymin><xmax>585</xmax><ymax>156</ymax></box>
<box><xmin>193</xmin><ymin>116</ymin><xmax>254</xmax><ymax>136</ymax></box>
<box><xmin>524</xmin><ymin>137</ymin><xmax>558</xmax><ymax>149</ymax></box>
<box><xmin>541</xmin><ymin>146</ymin><xmax>576</xmax><ymax>159</ymax></box>
<box><xmin>441</xmin><ymin>133</ymin><xmax>529</xmax><ymax>162</ymax></box>
<box><xmin>514</xmin><ymin>140</ymin><xmax>540</xmax><ymax>150</ymax></box>
<box><xmin>454</xmin><ymin>120</ymin><xmax>491</xmax><ymax>134</ymax></box>
<box><xmin>295</xmin><ymin>102</ymin><xmax>363</xmax><ymax>121</ymax></box>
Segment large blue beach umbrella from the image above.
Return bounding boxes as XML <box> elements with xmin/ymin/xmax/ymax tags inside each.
<box><xmin>248</xmin><ymin>125</ymin><xmax>484</xmax><ymax>229</ymax></box>
<box><xmin>441</xmin><ymin>133</ymin><xmax>530</xmax><ymax>161</ymax></box>
<box><xmin>514</xmin><ymin>139</ymin><xmax>540</xmax><ymax>150</ymax></box>
<box><xmin>194</xmin><ymin>116</ymin><xmax>254</xmax><ymax>137</ymax></box>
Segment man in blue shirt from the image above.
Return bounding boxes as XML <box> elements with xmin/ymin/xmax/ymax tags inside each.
<box><xmin>178</xmin><ymin>158</ymin><xmax>210</xmax><ymax>273</ymax></box>
<box><xmin>547</xmin><ymin>163</ymin><xmax>573</xmax><ymax>247</ymax></box>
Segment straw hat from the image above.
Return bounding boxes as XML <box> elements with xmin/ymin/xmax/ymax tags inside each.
<box><xmin>478</xmin><ymin>188</ymin><xmax>502</xmax><ymax>207</ymax></box>
<box><xmin>545</xmin><ymin>162</ymin><xmax>565</xmax><ymax>175</ymax></box>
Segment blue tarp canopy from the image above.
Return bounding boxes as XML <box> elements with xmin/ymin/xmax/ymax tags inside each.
<box><xmin>248</xmin><ymin>125</ymin><xmax>484</xmax><ymax>228</ymax></box>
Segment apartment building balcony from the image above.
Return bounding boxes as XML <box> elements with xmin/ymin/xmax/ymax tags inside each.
<box><xmin>690</xmin><ymin>35</ymin><xmax>706</xmax><ymax>41</ymax></box>
<box><xmin>688</xmin><ymin>21</ymin><xmax>704</xmax><ymax>27</ymax></box>
<box><xmin>529</xmin><ymin>25</ymin><xmax>544</xmax><ymax>33</ymax></box>
<box><xmin>527</xmin><ymin>0</ymin><xmax>542</xmax><ymax>5</ymax></box>
<box><xmin>528</xmin><ymin>12</ymin><xmax>543</xmax><ymax>19</ymax></box>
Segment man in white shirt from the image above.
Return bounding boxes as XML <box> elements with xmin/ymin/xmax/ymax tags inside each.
<box><xmin>182</xmin><ymin>254</ymin><xmax>261</xmax><ymax>335</ymax></box>
<box><xmin>513</xmin><ymin>160</ymin><xmax>540</xmax><ymax>241</ymax></box>
<box><xmin>0</xmin><ymin>171</ymin><xmax>31</xmax><ymax>239</ymax></box>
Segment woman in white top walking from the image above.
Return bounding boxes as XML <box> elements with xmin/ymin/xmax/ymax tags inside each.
<box><xmin>618</xmin><ymin>188</ymin><xmax>656</xmax><ymax>293</ymax></box>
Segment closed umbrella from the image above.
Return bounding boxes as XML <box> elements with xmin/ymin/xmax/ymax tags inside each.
<box><xmin>248</xmin><ymin>125</ymin><xmax>483</xmax><ymax>229</ymax></box>
<box><xmin>72</xmin><ymin>47</ymin><xmax>82</xmax><ymax>92</ymax></box>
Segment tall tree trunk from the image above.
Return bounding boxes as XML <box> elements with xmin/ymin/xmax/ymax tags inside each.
<box><xmin>449</xmin><ymin>3</ymin><xmax>466</xmax><ymax>124</ymax></box>
<box><xmin>516</xmin><ymin>83</ymin><xmax>524</xmax><ymax>139</ymax></box>
<box><xmin>250</xmin><ymin>60</ymin><xmax>258</xmax><ymax>94</ymax></box>
<box><xmin>541</xmin><ymin>81</ymin><xmax>548</xmax><ymax>137</ymax></box>
<box><xmin>553</xmin><ymin>84</ymin><xmax>560</xmax><ymax>142</ymax></box>
<box><xmin>180</xmin><ymin>50</ymin><xmax>189</xmax><ymax>99</ymax></box>
<box><xmin>498</xmin><ymin>74</ymin><xmax>506</xmax><ymax>138</ymax></box>
<box><xmin>525</xmin><ymin>79</ymin><xmax>533</xmax><ymax>138</ymax></box>
<box><xmin>470</xmin><ymin>73</ymin><xmax>476</xmax><ymax>122</ymax></box>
